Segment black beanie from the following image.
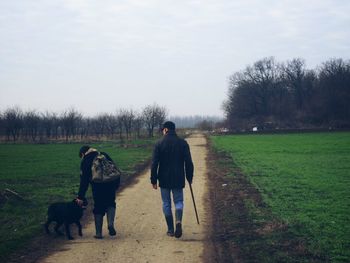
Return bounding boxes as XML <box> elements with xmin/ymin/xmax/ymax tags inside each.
<box><xmin>79</xmin><ymin>145</ymin><xmax>90</xmax><ymax>158</ymax></box>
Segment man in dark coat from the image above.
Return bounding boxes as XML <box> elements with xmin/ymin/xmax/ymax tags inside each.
<box><xmin>76</xmin><ymin>146</ymin><xmax>120</xmax><ymax>239</ymax></box>
<box><xmin>151</xmin><ymin>121</ymin><xmax>194</xmax><ymax>238</ymax></box>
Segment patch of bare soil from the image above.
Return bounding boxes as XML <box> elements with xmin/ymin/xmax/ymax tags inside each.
<box><xmin>206</xmin><ymin>144</ymin><xmax>327</xmax><ymax>262</ymax></box>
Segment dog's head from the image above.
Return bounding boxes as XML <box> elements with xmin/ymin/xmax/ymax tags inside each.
<box><xmin>73</xmin><ymin>198</ymin><xmax>88</xmax><ymax>209</ymax></box>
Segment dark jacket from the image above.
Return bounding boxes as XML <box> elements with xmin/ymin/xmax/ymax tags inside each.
<box><xmin>150</xmin><ymin>131</ymin><xmax>194</xmax><ymax>188</ymax></box>
<box><xmin>78</xmin><ymin>149</ymin><xmax>120</xmax><ymax>200</ymax></box>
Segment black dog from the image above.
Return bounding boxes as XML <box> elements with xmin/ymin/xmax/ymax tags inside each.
<box><xmin>45</xmin><ymin>199</ymin><xmax>87</xmax><ymax>240</ymax></box>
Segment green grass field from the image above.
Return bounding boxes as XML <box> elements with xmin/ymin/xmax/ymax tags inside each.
<box><xmin>211</xmin><ymin>132</ymin><xmax>350</xmax><ymax>262</ymax></box>
<box><xmin>0</xmin><ymin>140</ymin><xmax>155</xmax><ymax>260</ymax></box>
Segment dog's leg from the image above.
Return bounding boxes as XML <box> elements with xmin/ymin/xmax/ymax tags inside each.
<box><xmin>54</xmin><ymin>222</ymin><xmax>64</xmax><ymax>236</ymax></box>
<box><xmin>65</xmin><ymin>223</ymin><xmax>74</xmax><ymax>240</ymax></box>
<box><xmin>76</xmin><ymin>221</ymin><xmax>83</xmax><ymax>236</ymax></box>
<box><xmin>45</xmin><ymin>219</ymin><xmax>52</xmax><ymax>234</ymax></box>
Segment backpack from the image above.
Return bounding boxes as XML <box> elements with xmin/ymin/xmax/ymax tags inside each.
<box><xmin>91</xmin><ymin>152</ymin><xmax>121</xmax><ymax>183</ymax></box>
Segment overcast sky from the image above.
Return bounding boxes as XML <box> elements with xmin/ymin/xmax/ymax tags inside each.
<box><xmin>0</xmin><ymin>0</ymin><xmax>349</xmax><ymax>117</ymax></box>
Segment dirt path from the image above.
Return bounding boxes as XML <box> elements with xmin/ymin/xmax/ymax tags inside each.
<box><xmin>38</xmin><ymin>133</ymin><xmax>211</xmax><ymax>263</ymax></box>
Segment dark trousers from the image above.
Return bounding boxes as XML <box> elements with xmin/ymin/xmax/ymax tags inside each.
<box><xmin>91</xmin><ymin>181</ymin><xmax>118</xmax><ymax>215</ymax></box>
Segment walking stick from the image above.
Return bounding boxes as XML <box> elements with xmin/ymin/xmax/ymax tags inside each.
<box><xmin>189</xmin><ymin>183</ymin><xmax>200</xmax><ymax>225</ymax></box>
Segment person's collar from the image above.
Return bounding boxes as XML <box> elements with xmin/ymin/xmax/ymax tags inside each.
<box><xmin>85</xmin><ymin>148</ymin><xmax>97</xmax><ymax>156</ymax></box>
<box><xmin>166</xmin><ymin>130</ymin><xmax>176</xmax><ymax>136</ymax></box>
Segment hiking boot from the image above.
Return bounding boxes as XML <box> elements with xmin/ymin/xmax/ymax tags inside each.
<box><xmin>174</xmin><ymin>222</ymin><xmax>182</xmax><ymax>238</ymax></box>
<box><xmin>174</xmin><ymin>209</ymin><xmax>183</xmax><ymax>238</ymax></box>
<box><xmin>167</xmin><ymin>231</ymin><xmax>175</xmax><ymax>237</ymax></box>
<box><xmin>165</xmin><ymin>215</ymin><xmax>174</xmax><ymax>237</ymax></box>
<box><xmin>94</xmin><ymin>214</ymin><xmax>104</xmax><ymax>239</ymax></box>
<box><xmin>106</xmin><ymin>207</ymin><xmax>116</xmax><ymax>236</ymax></box>
<box><xmin>108</xmin><ymin>226</ymin><xmax>116</xmax><ymax>236</ymax></box>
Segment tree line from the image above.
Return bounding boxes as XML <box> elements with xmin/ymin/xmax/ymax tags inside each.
<box><xmin>223</xmin><ymin>57</ymin><xmax>350</xmax><ymax>131</ymax></box>
<box><xmin>0</xmin><ymin>104</ymin><xmax>167</xmax><ymax>142</ymax></box>
<box><xmin>171</xmin><ymin>115</ymin><xmax>222</xmax><ymax>128</ymax></box>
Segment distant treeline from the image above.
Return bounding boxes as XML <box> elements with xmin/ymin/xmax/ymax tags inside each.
<box><xmin>171</xmin><ymin>115</ymin><xmax>223</xmax><ymax>128</ymax></box>
<box><xmin>223</xmin><ymin>57</ymin><xmax>350</xmax><ymax>131</ymax></box>
<box><xmin>0</xmin><ymin>104</ymin><xmax>222</xmax><ymax>142</ymax></box>
<box><xmin>0</xmin><ymin>104</ymin><xmax>168</xmax><ymax>142</ymax></box>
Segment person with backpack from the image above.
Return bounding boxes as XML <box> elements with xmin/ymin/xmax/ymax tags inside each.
<box><xmin>75</xmin><ymin>146</ymin><xmax>121</xmax><ymax>239</ymax></box>
<box><xmin>150</xmin><ymin>121</ymin><xmax>194</xmax><ymax>238</ymax></box>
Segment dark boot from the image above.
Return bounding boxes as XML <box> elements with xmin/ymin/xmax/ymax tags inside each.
<box><xmin>175</xmin><ymin>209</ymin><xmax>183</xmax><ymax>238</ymax></box>
<box><xmin>94</xmin><ymin>214</ymin><xmax>104</xmax><ymax>239</ymax></box>
<box><xmin>106</xmin><ymin>207</ymin><xmax>116</xmax><ymax>236</ymax></box>
<box><xmin>165</xmin><ymin>215</ymin><xmax>174</xmax><ymax>236</ymax></box>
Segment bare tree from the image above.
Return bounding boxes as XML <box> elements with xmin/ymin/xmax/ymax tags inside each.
<box><xmin>133</xmin><ymin>113</ymin><xmax>144</xmax><ymax>138</ymax></box>
<box><xmin>114</xmin><ymin>111</ymin><xmax>124</xmax><ymax>141</ymax></box>
<box><xmin>224</xmin><ymin>57</ymin><xmax>350</xmax><ymax>130</ymax></box>
<box><xmin>224</xmin><ymin>57</ymin><xmax>282</xmax><ymax>130</ymax></box>
<box><xmin>52</xmin><ymin>113</ymin><xmax>61</xmax><ymax>140</ymax></box>
<box><xmin>4</xmin><ymin>106</ymin><xmax>23</xmax><ymax>142</ymax></box>
<box><xmin>78</xmin><ymin>117</ymin><xmax>91</xmax><ymax>140</ymax></box>
<box><xmin>23</xmin><ymin>110</ymin><xmax>41</xmax><ymax>142</ymax></box>
<box><xmin>41</xmin><ymin>111</ymin><xmax>58</xmax><ymax>140</ymax></box>
<box><xmin>142</xmin><ymin>104</ymin><xmax>168</xmax><ymax>137</ymax></box>
<box><xmin>142</xmin><ymin>105</ymin><xmax>157</xmax><ymax>137</ymax></box>
<box><xmin>60</xmin><ymin>108</ymin><xmax>82</xmax><ymax>142</ymax></box>
<box><xmin>281</xmin><ymin>58</ymin><xmax>307</xmax><ymax>111</ymax></box>
<box><xmin>90</xmin><ymin>114</ymin><xmax>108</xmax><ymax>139</ymax></box>
<box><xmin>316</xmin><ymin>58</ymin><xmax>350</xmax><ymax>127</ymax></box>
<box><xmin>120</xmin><ymin>108</ymin><xmax>135</xmax><ymax>140</ymax></box>
<box><xmin>155</xmin><ymin>105</ymin><xmax>167</xmax><ymax>131</ymax></box>
<box><xmin>246</xmin><ymin>57</ymin><xmax>281</xmax><ymax>118</ymax></box>
<box><xmin>105</xmin><ymin>114</ymin><xmax>118</xmax><ymax>139</ymax></box>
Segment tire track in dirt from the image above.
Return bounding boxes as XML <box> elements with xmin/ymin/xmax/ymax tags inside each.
<box><xmin>38</xmin><ymin>133</ymin><xmax>212</xmax><ymax>263</ymax></box>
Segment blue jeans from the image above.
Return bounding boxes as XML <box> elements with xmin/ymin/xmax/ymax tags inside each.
<box><xmin>160</xmin><ymin>188</ymin><xmax>184</xmax><ymax>216</ymax></box>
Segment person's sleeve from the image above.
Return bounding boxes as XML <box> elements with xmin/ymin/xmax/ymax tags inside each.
<box><xmin>150</xmin><ymin>143</ymin><xmax>160</xmax><ymax>185</ymax></box>
<box><xmin>78</xmin><ymin>160</ymin><xmax>90</xmax><ymax>199</ymax></box>
<box><xmin>184</xmin><ymin>141</ymin><xmax>194</xmax><ymax>184</ymax></box>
